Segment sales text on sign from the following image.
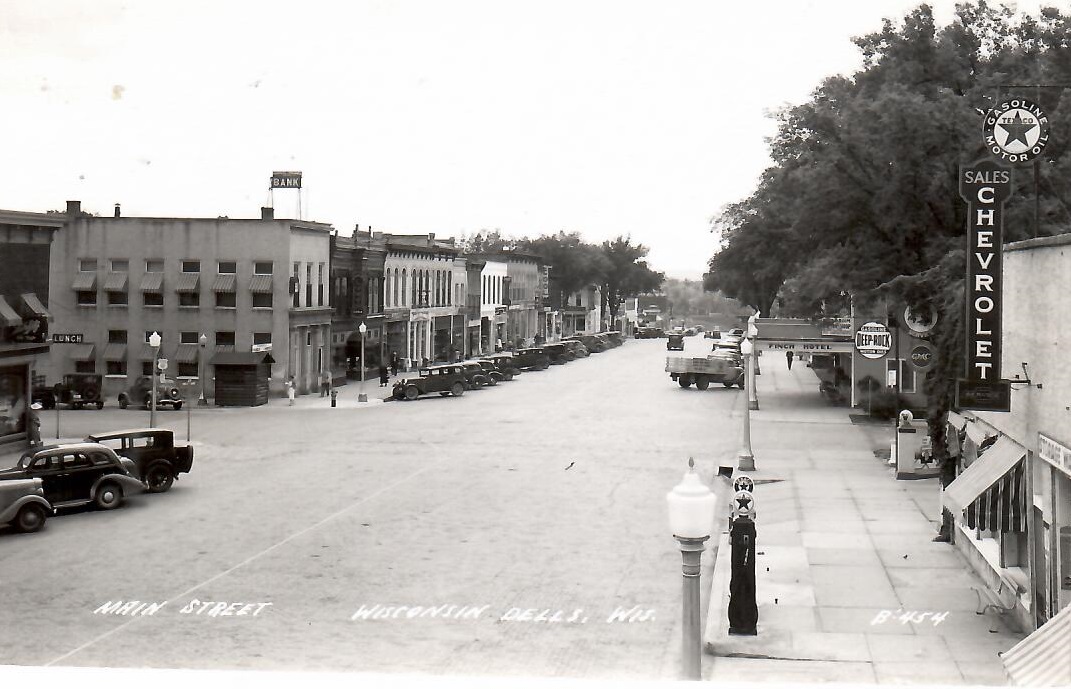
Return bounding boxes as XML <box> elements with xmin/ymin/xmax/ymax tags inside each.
<box><xmin>959</xmin><ymin>161</ymin><xmax>1010</xmax><ymax>382</ymax></box>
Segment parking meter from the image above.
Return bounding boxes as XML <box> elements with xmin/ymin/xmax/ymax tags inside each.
<box><xmin>728</xmin><ymin>491</ymin><xmax>758</xmax><ymax>636</ymax></box>
<box><xmin>330</xmin><ymin>388</ymin><xmax>338</xmax><ymax>408</ymax></box>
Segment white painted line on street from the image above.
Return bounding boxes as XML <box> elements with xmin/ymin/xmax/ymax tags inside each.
<box><xmin>47</xmin><ymin>441</ymin><xmax>444</xmax><ymax>667</ymax></box>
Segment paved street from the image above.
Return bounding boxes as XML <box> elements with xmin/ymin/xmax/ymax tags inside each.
<box><xmin>1</xmin><ymin>337</ymin><xmax>742</xmax><ymax>682</ymax></box>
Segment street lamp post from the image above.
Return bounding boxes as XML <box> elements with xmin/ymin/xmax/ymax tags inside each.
<box><xmin>198</xmin><ymin>333</ymin><xmax>208</xmax><ymax>406</ymax></box>
<box><xmin>738</xmin><ymin>334</ymin><xmax>756</xmax><ymax>472</ymax></box>
<box><xmin>746</xmin><ymin>315</ymin><xmax>759</xmax><ymax>411</ymax></box>
<box><xmin>667</xmin><ymin>458</ymin><xmax>717</xmax><ymax>681</ymax></box>
<box><xmin>149</xmin><ymin>331</ymin><xmax>161</xmax><ymax>428</ymax></box>
<box><xmin>358</xmin><ymin>322</ymin><xmax>368</xmax><ymax>403</ymax></box>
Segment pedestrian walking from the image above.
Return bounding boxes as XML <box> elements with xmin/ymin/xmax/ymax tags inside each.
<box><xmin>28</xmin><ymin>403</ymin><xmax>42</xmax><ymax>447</ymax></box>
<box><xmin>786</xmin><ymin>351</ymin><xmax>794</xmax><ymax>370</ymax></box>
<box><xmin>390</xmin><ymin>352</ymin><xmax>399</xmax><ymax>377</ymax></box>
<box><xmin>285</xmin><ymin>377</ymin><xmax>295</xmax><ymax>406</ymax></box>
<box><xmin>378</xmin><ymin>363</ymin><xmax>389</xmax><ymax>387</ymax></box>
<box><xmin>319</xmin><ymin>370</ymin><xmax>331</xmax><ymax>397</ymax></box>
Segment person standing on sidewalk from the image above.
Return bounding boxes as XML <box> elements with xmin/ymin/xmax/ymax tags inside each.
<box><xmin>319</xmin><ymin>370</ymin><xmax>331</xmax><ymax>397</ymax></box>
<box><xmin>378</xmin><ymin>363</ymin><xmax>389</xmax><ymax>387</ymax></box>
<box><xmin>786</xmin><ymin>351</ymin><xmax>794</xmax><ymax>370</ymax></box>
<box><xmin>390</xmin><ymin>352</ymin><xmax>399</xmax><ymax>377</ymax></box>
<box><xmin>285</xmin><ymin>376</ymin><xmax>296</xmax><ymax>405</ymax></box>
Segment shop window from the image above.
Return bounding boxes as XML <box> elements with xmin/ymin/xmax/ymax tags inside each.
<box><xmin>106</xmin><ymin>360</ymin><xmax>127</xmax><ymax>376</ymax></box>
<box><xmin>252</xmin><ymin>292</ymin><xmax>273</xmax><ymax>308</ymax></box>
<box><xmin>77</xmin><ymin>291</ymin><xmax>97</xmax><ymax>306</ymax></box>
<box><xmin>75</xmin><ymin>360</ymin><xmax>96</xmax><ymax>374</ymax></box>
<box><xmin>179</xmin><ymin>292</ymin><xmax>200</xmax><ymax>307</ymax></box>
<box><xmin>215</xmin><ymin>291</ymin><xmax>236</xmax><ymax>308</ymax></box>
<box><xmin>143</xmin><ymin>291</ymin><xmax>164</xmax><ymax>307</ymax></box>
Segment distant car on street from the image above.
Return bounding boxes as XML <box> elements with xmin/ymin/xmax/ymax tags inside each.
<box><xmin>0</xmin><ymin>477</ymin><xmax>52</xmax><ymax>533</ymax></box>
<box><xmin>50</xmin><ymin>374</ymin><xmax>105</xmax><ymax>410</ymax></box>
<box><xmin>603</xmin><ymin>331</ymin><xmax>625</xmax><ymax>346</ymax></box>
<box><xmin>85</xmin><ymin>428</ymin><xmax>194</xmax><ymax>493</ymax></box>
<box><xmin>559</xmin><ymin>340</ymin><xmax>589</xmax><ymax>358</ymax></box>
<box><xmin>0</xmin><ymin>443</ymin><xmax>145</xmax><ymax>513</ymax></box>
<box><xmin>483</xmin><ymin>354</ymin><xmax>521</xmax><ymax>380</ymax></box>
<box><xmin>117</xmin><ymin>376</ymin><xmax>183</xmax><ymax>411</ymax></box>
<box><xmin>458</xmin><ymin>362</ymin><xmax>494</xmax><ymax>388</ymax></box>
<box><xmin>392</xmin><ymin>365</ymin><xmax>468</xmax><ymax>401</ymax></box>
<box><xmin>666</xmin><ymin>333</ymin><xmax>685</xmax><ymax>351</ymax></box>
<box><xmin>543</xmin><ymin>342</ymin><xmax>574</xmax><ymax>365</ymax></box>
<box><xmin>564</xmin><ymin>334</ymin><xmax>606</xmax><ymax>353</ymax></box>
<box><xmin>512</xmin><ymin>348</ymin><xmax>551</xmax><ymax>371</ymax></box>
<box><xmin>472</xmin><ymin>359</ymin><xmax>506</xmax><ymax>384</ymax></box>
<box><xmin>634</xmin><ymin>327</ymin><xmax>665</xmax><ymax>339</ymax></box>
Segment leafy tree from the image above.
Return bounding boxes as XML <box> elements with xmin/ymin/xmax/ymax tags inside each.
<box><xmin>599</xmin><ymin>236</ymin><xmax>664</xmax><ymax>326</ymax></box>
<box><xmin>516</xmin><ymin>232</ymin><xmax>610</xmax><ymax>297</ymax></box>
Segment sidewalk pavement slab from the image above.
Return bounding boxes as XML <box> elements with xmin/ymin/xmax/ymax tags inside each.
<box><xmin>705</xmin><ymin>360</ymin><xmax>1024</xmax><ymax>685</ymax></box>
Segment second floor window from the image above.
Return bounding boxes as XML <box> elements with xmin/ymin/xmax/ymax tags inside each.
<box><xmin>215</xmin><ymin>291</ymin><xmax>236</xmax><ymax>308</ymax></box>
<box><xmin>216</xmin><ymin>331</ymin><xmax>235</xmax><ymax>347</ymax></box>
<box><xmin>182</xmin><ymin>260</ymin><xmax>200</xmax><ymax>273</ymax></box>
<box><xmin>108</xmin><ymin>330</ymin><xmax>126</xmax><ymax>344</ymax></box>
<box><xmin>218</xmin><ymin>261</ymin><xmax>237</xmax><ymax>274</ymax></box>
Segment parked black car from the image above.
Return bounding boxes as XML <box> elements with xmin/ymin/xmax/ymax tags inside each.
<box><xmin>392</xmin><ymin>365</ymin><xmax>468</xmax><ymax>401</ymax></box>
<box><xmin>85</xmin><ymin>428</ymin><xmax>194</xmax><ymax>493</ymax></box>
<box><xmin>51</xmin><ymin>374</ymin><xmax>104</xmax><ymax>410</ymax></box>
<box><xmin>483</xmin><ymin>355</ymin><xmax>521</xmax><ymax>380</ymax></box>
<box><xmin>472</xmin><ymin>360</ymin><xmax>506</xmax><ymax>384</ymax></box>
<box><xmin>667</xmin><ymin>333</ymin><xmax>685</xmax><ymax>351</ymax></box>
<box><xmin>0</xmin><ymin>443</ymin><xmax>145</xmax><ymax>512</ymax></box>
<box><xmin>559</xmin><ymin>340</ymin><xmax>589</xmax><ymax>358</ymax></box>
<box><xmin>635</xmin><ymin>327</ymin><xmax>665</xmax><ymax>339</ymax></box>
<box><xmin>543</xmin><ymin>342</ymin><xmax>574</xmax><ymax>365</ymax></box>
<box><xmin>565</xmin><ymin>335</ymin><xmax>606</xmax><ymax>353</ymax></box>
<box><xmin>117</xmin><ymin>376</ymin><xmax>183</xmax><ymax>410</ymax></box>
<box><xmin>459</xmin><ymin>362</ymin><xmax>494</xmax><ymax>388</ymax></box>
<box><xmin>512</xmin><ymin>348</ymin><xmax>551</xmax><ymax>370</ymax></box>
<box><xmin>604</xmin><ymin>331</ymin><xmax>625</xmax><ymax>346</ymax></box>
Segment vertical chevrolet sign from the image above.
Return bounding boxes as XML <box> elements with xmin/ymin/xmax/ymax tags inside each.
<box><xmin>958</xmin><ymin>160</ymin><xmax>1011</xmax><ymax>383</ymax></box>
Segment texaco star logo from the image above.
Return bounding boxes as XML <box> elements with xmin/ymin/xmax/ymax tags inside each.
<box><xmin>983</xmin><ymin>98</ymin><xmax>1049</xmax><ymax>163</ymax></box>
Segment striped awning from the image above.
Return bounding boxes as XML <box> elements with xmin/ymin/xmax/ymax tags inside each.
<box><xmin>103</xmin><ymin>272</ymin><xmax>128</xmax><ymax>291</ymax></box>
<box><xmin>945</xmin><ymin>436</ymin><xmax>1027</xmax><ymax>532</ymax></box>
<box><xmin>140</xmin><ymin>272</ymin><xmax>164</xmax><ymax>291</ymax></box>
<box><xmin>70</xmin><ymin>344</ymin><xmax>96</xmax><ymax>361</ymax></box>
<box><xmin>212</xmin><ymin>274</ymin><xmax>237</xmax><ymax>292</ymax></box>
<box><xmin>71</xmin><ymin>272</ymin><xmax>97</xmax><ymax>290</ymax></box>
<box><xmin>0</xmin><ymin>296</ymin><xmax>20</xmax><ymax>327</ymax></box>
<box><xmin>175</xmin><ymin>343</ymin><xmax>199</xmax><ymax>363</ymax></box>
<box><xmin>18</xmin><ymin>293</ymin><xmax>51</xmax><ymax>319</ymax></box>
<box><xmin>174</xmin><ymin>273</ymin><xmax>200</xmax><ymax>292</ymax></box>
<box><xmin>102</xmin><ymin>344</ymin><xmax>127</xmax><ymax>361</ymax></box>
<box><xmin>249</xmin><ymin>275</ymin><xmax>273</xmax><ymax>294</ymax></box>
<box><xmin>965</xmin><ymin>421</ymin><xmax>990</xmax><ymax>447</ymax></box>
<box><xmin>1003</xmin><ymin>603</ymin><xmax>1071</xmax><ymax>686</ymax></box>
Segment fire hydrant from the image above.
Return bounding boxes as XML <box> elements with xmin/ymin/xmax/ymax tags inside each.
<box><xmin>330</xmin><ymin>388</ymin><xmax>337</xmax><ymax>408</ymax></box>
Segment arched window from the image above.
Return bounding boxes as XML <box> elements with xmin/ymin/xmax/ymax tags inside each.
<box><xmin>447</xmin><ymin>271</ymin><xmax>453</xmax><ymax>305</ymax></box>
<box><xmin>401</xmin><ymin>269</ymin><xmax>407</xmax><ymax>307</ymax></box>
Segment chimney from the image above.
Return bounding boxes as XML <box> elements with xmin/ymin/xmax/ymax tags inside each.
<box><xmin>114</xmin><ymin>203</ymin><xmax>121</xmax><ymax>218</ymax></box>
<box><xmin>261</xmin><ymin>207</ymin><xmax>274</xmax><ymax>220</ymax></box>
<box><xmin>66</xmin><ymin>200</ymin><xmax>81</xmax><ymax>216</ymax></box>
<box><xmin>428</xmin><ymin>233</ymin><xmax>436</xmax><ymax>243</ymax></box>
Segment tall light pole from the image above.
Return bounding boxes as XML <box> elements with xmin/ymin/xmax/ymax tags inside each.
<box><xmin>358</xmin><ymin>321</ymin><xmax>368</xmax><ymax>403</ymax></box>
<box><xmin>667</xmin><ymin>458</ymin><xmax>717</xmax><ymax>681</ymax></box>
<box><xmin>738</xmin><ymin>316</ymin><xmax>757</xmax><ymax>471</ymax></box>
<box><xmin>149</xmin><ymin>331</ymin><xmax>161</xmax><ymax>428</ymax></box>
<box><xmin>746</xmin><ymin>315</ymin><xmax>759</xmax><ymax>411</ymax></box>
<box><xmin>198</xmin><ymin>333</ymin><xmax>208</xmax><ymax>406</ymax></box>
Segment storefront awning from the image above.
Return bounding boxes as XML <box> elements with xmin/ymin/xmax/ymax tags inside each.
<box><xmin>945</xmin><ymin>436</ymin><xmax>1026</xmax><ymax>514</ymax></box>
<box><xmin>1002</xmin><ymin>603</ymin><xmax>1071</xmax><ymax>686</ymax></box>
<box><xmin>210</xmin><ymin>351</ymin><xmax>275</xmax><ymax>366</ymax></box>
<box><xmin>212</xmin><ymin>274</ymin><xmax>237</xmax><ymax>292</ymax></box>
<box><xmin>70</xmin><ymin>344</ymin><xmax>96</xmax><ymax>361</ymax></box>
<box><xmin>71</xmin><ymin>273</ymin><xmax>96</xmax><ymax>290</ymax></box>
<box><xmin>175</xmin><ymin>344</ymin><xmax>199</xmax><ymax>363</ymax></box>
<box><xmin>102</xmin><ymin>344</ymin><xmax>126</xmax><ymax>361</ymax></box>
<box><xmin>965</xmin><ymin>421</ymin><xmax>990</xmax><ymax>447</ymax></box>
<box><xmin>18</xmin><ymin>292</ymin><xmax>50</xmax><ymax>319</ymax></box>
<box><xmin>103</xmin><ymin>272</ymin><xmax>128</xmax><ymax>291</ymax></box>
<box><xmin>140</xmin><ymin>272</ymin><xmax>164</xmax><ymax>291</ymax></box>
<box><xmin>0</xmin><ymin>295</ymin><xmax>21</xmax><ymax>327</ymax></box>
<box><xmin>947</xmin><ymin>410</ymin><xmax>969</xmax><ymax>431</ymax></box>
<box><xmin>174</xmin><ymin>273</ymin><xmax>200</xmax><ymax>292</ymax></box>
<box><xmin>249</xmin><ymin>275</ymin><xmax>273</xmax><ymax>294</ymax></box>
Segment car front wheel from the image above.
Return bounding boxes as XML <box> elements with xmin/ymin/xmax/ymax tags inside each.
<box><xmin>15</xmin><ymin>503</ymin><xmax>47</xmax><ymax>533</ymax></box>
<box><xmin>118</xmin><ymin>395</ymin><xmax>129</xmax><ymax>409</ymax></box>
<box><xmin>404</xmin><ymin>385</ymin><xmax>420</xmax><ymax>401</ymax></box>
<box><xmin>143</xmin><ymin>394</ymin><xmax>153</xmax><ymax>410</ymax></box>
<box><xmin>450</xmin><ymin>382</ymin><xmax>465</xmax><ymax>397</ymax></box>
<box><xmin>146</xmin><ymin>465</ymin><xmax>174</xmax><ymax>493</ymax></box>
<box><xmin>95</xmin><ymin>482</ymin><xmax>123</xmax><ymax>510</ymax></box>
<box><xmin>173</xmin><ymin>401</ymin><xmax>182</xmax><ymax>411</ymax></box>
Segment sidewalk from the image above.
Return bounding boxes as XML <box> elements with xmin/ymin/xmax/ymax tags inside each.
<box><xmin>704</xmin><ymin>358</ymin><xmax>1023</xmax><ymax>686</ymax></box>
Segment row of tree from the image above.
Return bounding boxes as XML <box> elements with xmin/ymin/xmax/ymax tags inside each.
<box><xmin>703</xmin><ymin>2</ymin><xmax>1071</xmax><ymax>470</ymax></box>
<box><xmin>457</xmin><ymin>231</ymin><xmax>665</xmax><ymax>325</ymax></box>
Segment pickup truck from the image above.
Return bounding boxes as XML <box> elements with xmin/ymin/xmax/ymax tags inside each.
<box><xmin>665</xmin><ymin>353</ymin><xmax>744</xmax><ymax>390</ymax></box>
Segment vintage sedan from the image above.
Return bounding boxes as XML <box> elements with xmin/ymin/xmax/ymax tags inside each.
<box><xmin>472</xmin><ymin>359</ymin><xmax>505</xmax><ymax>384</ymax></box>
<box><xmin>459</xmin><ymin>362</ymin><xmax>494</xmax><ymax>388</ymax></box>
<box><xmin>0</xmin><ymin>478</ymin><xmax>53</xmax><ymax>533</ymax></box>
<box><xmin>511</xmin><ymin>348</ymin><xmax>551</xmax><ymax>371</ymax></box>
<box><xmin>559</xmin><ymin>340</ymin><xmax>589</xmax><ymax>358</ymax></box>
<box><xmin>483</xmin><ymin>355</ymin><xmax>521</xmax><ymax>380</ymax></box>
<box><xmin>564</xmin><ymin>334</ymin><xmax>606</xmax><ymax>353</ymax></box>
<box><xmin>392</xmin><ymin>365</ymin><xmax>468</xmax><ymax>401</ymax></box>
<box><xmin>0</xmin><ymin>443</ymin><xmax>145</xmax><ymax>512</ymax></box>
<box><xmin>85</xmin><ymin>428</ymin><xmax>194</xmax><ymax>493</ymax></box>
<box><xmin>118</xmin><ymin>376</ymin><xmax>184</xmax><ymax>411</ymax></box>
<box><xmin>543</xmin><ymin>342</ymin><xmax>574</xmax><ymax>365</ymax></box>
<box><xmin>666</xmin><ymin>333</ymin><xmax>686</xmax><ymax>351</ymax></box>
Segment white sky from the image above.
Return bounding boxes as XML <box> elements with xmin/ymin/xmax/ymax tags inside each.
<box><xmin>0</xmin><ymin>1</ymin><xmax>1001</xmax><ymax>279</ymax></box>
